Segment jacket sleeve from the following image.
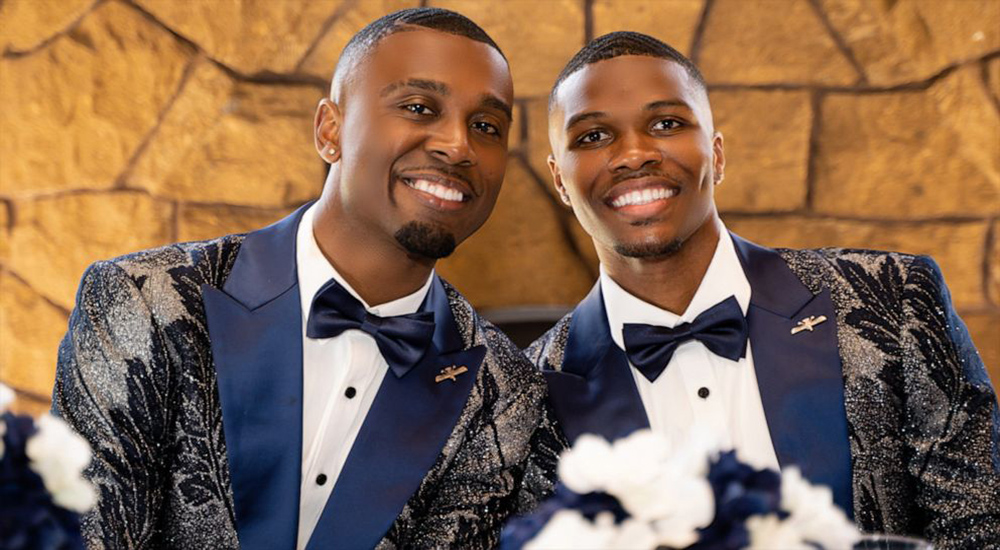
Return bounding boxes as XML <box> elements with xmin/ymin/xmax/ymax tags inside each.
<box><xmin>52</xmin><ymin>261</ymin><xmax>173</xmax><ymax>550</ymax></box>
<box><xmin>901</xmin><ymin>255</ymin><xmax>1000</xmax><ymax>549</ymax></box>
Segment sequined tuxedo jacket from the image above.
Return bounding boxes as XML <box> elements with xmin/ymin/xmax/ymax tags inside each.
<box><xmin>52</xmin><ymin>205</ymin><xmax>561</xmax><ymax>550</ymax></box>
<box><xmin>526</xmin><ymin>233</ymin><xmax>1000</xmax><ymax>549</ymax></box>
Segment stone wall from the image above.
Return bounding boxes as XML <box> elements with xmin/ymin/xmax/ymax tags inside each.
<box><xmin>1</xmin><ymin>0</ymin><xmax>998</xmax><ymax>413</ymax></box>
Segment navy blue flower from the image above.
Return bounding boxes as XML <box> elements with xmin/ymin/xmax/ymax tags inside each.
<box><xmin>691</xmin><ymin>451</ymin><xmax>783</xmax><ymax>550</ymax></box>
<box><xmin>500</xmin><ymin>482</ymin><xmax>630</xmax><ymax>549</ymax></box>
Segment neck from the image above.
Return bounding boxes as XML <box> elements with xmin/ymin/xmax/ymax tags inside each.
<box><xmin>599</xmin><ymin>215</ymin><xmax>722</xmax><ymax>315</ymax></box>
<box><xmin>311</xmin><ymin>168</ymin><xmax>436</xmax><ymax>306</ymax></box>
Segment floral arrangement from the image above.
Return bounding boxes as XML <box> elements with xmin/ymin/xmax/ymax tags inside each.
<box><xmin>502</xmin><ymin>430</ymin><xmax>859</xmax><ymax>550</ymax></box>
<box><xmin>0</xmin><ymin>384</ymin><xmax>97</xmax><ymax>550</ymax></box>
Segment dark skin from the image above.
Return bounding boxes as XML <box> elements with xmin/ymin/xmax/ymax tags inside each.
<box><xmin>312</xmin><ymin>28</ymin><xmax>513</xmax><ymax>306</ymax></box>
<box><xmin>548</xmin><ymin>56</ymin><xmax>726</xmax><ymax>315</ymax></box>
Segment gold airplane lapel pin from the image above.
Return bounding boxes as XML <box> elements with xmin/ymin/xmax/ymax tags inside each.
<box><xmin>435</xmin><ymin>365</ymin><xmax>468</xmax><ymax>383</ymax></box>
<box><xmin>791</xmin><ymin>315</ymin><xmax>828</xmax><ymax>335</ymax></box>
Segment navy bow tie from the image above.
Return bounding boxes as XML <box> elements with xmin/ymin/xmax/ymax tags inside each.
<box><xmin>622</xmin><ymin>296</ymin><xmax>748</xmax><ymax>382</ymax></box>
<box><xmin>306</xmin><ymin>279</ymin><xmax>436</xmax><ymax>378</ymax></box>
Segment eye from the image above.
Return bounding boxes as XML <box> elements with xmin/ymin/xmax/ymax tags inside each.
<box><xmin>652</xmin><ymin>118</ymin><xmax>683</xmax><ymax>131</ymax></box>
<box><xmin>472</xmin><ymin>121</ymin><xmax>500</xmax><ymax>137</ymax></box>
<box><xmin>576</xmin><ymin>129</ymin><xmax>610</xmax><ymax>146</ymax></box>
<box><xmin>402</xmin><ymin>103</ymin><xmax>436</xmax><ymax>116</ymax></box>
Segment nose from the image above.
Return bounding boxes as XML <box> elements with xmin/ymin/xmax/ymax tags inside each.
<box><xmin>610</xmin><ymin>132</ymin><xmax>661</xmax><ymax>173</ymax></box>
<box><xmin>426</xmin><ymin>117</ymin><xmax>477</xmax><ymax>167</ymax></box>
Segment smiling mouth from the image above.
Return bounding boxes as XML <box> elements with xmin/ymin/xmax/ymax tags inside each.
<box><xmin>609</xmin><ymin>186</ymin><xmax>679</xmax><ymax>208</ymax></box>
<box><xmin>401</xmin><ymin>176</ymin><xmax>469</xmax><ymax>204</ymax></box>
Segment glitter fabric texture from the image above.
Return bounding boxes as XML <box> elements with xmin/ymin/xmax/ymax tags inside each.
<box><xmin>529</xmin><ymin>247</ymin><xmax>1000</xmax><ymax>550</ymax></box>
<box><xmin>52</xmin><ymin>235</ymin><xmax>559</xmax><ymax>549</ymax></box>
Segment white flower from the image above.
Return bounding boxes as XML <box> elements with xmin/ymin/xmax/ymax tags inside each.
<box><xmin>746</xmin><ymin>514</ymin><xmax>810</xmax><ymax>549</ymax></box>
<box><xmin>606</xmin><ymin>518</ymin><xmax>658</xmax><ymax>549</ymax></box>
<box><xmin>525</xmin><ymin>510</ymin><xmax>617</xmax><ymax>550</ymax></box>
<box><xmin>0</xmin><ymin>383</ymin><xmax>14</xmax><ymax>412</ymax></box>
<box><xmin>577</xmin><ymin>430</ymin><xmax>716</xmax><ymax>547</ymax></box>
<box><xmin>777</xmin><ymin>467</ymin><xmax>859</xmax><ymax>549</ymax></box>
<box><xmin>26</xmin><ymin>414</ymin><xmax>97</xmax><ymax>513</ymax></box>
<box><xmin>557</xmin><ymin>434</ymin><xmax>615</xmax><ymax>494</ymax></box>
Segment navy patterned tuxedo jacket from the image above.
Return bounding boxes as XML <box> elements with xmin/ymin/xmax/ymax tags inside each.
<box><xmin>52</xmin><ymin>205</ymin><xmax>561</xmax><ymax>549</ymax></box>
<box><xmin>526</xmin><ymin>234</ymin><xmax>1000</xmax><ymax>550</ymax></box>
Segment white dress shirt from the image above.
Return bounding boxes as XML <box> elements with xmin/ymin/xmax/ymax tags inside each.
<box><xmin>295</xmin><ymin>204</ymin><xmax>434</xmax><ymax>548</ymax></box>
<box><xmin>600</xmin><ymin>223</ymin><xmax>780</xmax><ymax>470</ymax></box>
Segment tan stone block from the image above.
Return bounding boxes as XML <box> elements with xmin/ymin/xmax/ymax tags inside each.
<box><xmin>568</xmin><ymin>214</ymin><xmax>599</xmax><ymax>273</ymax></box>
<box><xmin>429</xmin><ymin>0</ymin><xmax>584</xmax><ymax>97</ymax></box>
<box><xmin>593</xmin><ymin>0</ymin><xmax>704</xmax><ymax>54</ymax></box>
<box><xmin>986</xmin><ymin>57</ymin><xmax>1000</xmax><ymax>113</ymax></box>
<box><xmin>0</xmin><ymin>202</ymin><xmax>9</xmax><ymax>265</ymax></box>
<box><xmin>819</xmin><ymin>0</ymin><xmax>1000</xmax><ymax>86</ymax></box>
<box><xmin>711</xmin><ymin>89</ymin><xmax>811</xmax><ymax>213</ymax></box>
<box><xmin>7</xmin><ymin>192</ymin><xmax>173</xmax><ymax>310</ymax></box>
<box><xmin>990</xmin><ymin>221</ymin><xmax>1000</xmax><ymax>307</ymax></box>
<box><xmin>178</xmin><ymin>204</ymin><xmax>297</xmax><ymax>242</ymax></box>
<box><xmin>126</xmin><ymin>60</ymin><xmax>325</xmax><ymax>207</ymax></box>
<box><xmin>136</xmin><ymin>0</ymin><xmax>341</xmax><ymax>75</ymax></box>
<box><xmin>297</xmin><ymin>0</ymin><xmax>422</xmax><ymax>80</ymax></box>
<box><xmin>524</xmin><ymin>97</ymin><xmax>561</xmax><ymax>202</ymax></box>
<box><xmin>0</xmin><ymin>271</ymin><xmax>67</xmax><ymax>398</ymax></box>
<box><xmin>0</xmin><ymin>0</ymin><xmax>95</xmax><ymax>52</ymax></box>
<box><xmin>814</xmin><ymin>66</ymin><xmax>999</xmax><ymax>218</ymax></box>
<box><xmin>0</xmin><ymin>1</ymin><xmax>192</xmax><ymax>197</ymax></box>
<box><xmin>960</xmin><ymin>312</ymin><xmax>1000</xmax><ymax>387</ymax></box>
<box><xmin>697</xmin><ymin>0</ymin><xmax>856</xmax><ymax>86</ymax></box>
<box><xmin>723</xmin><ymin>216</ymin><xmax>989</xmax><ymax>309</ymax></box>
<box><xmin>437</xmin><ymin>158</ymin><xmax>595</xmax><ymax>309</ymax></box>
<box><xmin>508</xmin><ymin>101</ymin><xmax>524</xmax><ymax>152</ymax></box>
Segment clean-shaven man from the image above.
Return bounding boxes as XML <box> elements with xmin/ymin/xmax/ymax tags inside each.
<box><xmin>54</xmin><ymin>8</ymin><xmax>558</xmax><ymax>549</ymax></box>
<box><xmin>528</xmin><ymin>31</ymin><xmax>999</xmax><ymax>548</ymax></box>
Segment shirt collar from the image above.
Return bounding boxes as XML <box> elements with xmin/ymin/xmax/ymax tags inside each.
<box><xmin>600</xmin><ymin>222</ymin><xmax>751</xmax><ymax>351</ymax></box>
<box><xmin>296</xmin><ymin>204</ymin><xmax>433</xmax><ymax>319</ymax></box>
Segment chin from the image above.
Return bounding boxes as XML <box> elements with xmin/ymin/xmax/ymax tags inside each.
<box><xmin>612</xmin><ymin>236</ymin><xmax>684</xmax><ymax>259</ymax></box>
<box><xmin>394</xmin><ymin>220</ymin><xmax>458</xmax><ymax>259</ymax></box>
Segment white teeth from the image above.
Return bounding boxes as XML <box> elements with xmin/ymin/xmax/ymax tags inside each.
<box><xmin>405</xmin><ymin>178</ymin><xmax>465</xmax><ymax>203</ymax></box>
<box><xmin>610</xmin><ymin>187</ymin><xmax>677</xmax><ymax>208</ymax></box>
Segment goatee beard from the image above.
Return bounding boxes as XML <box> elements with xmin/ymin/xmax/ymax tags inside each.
<box><xmin>394</xmin><ymin>221</ymin><xmax>457</xmax><ymax>259</ymax></box>
<box><xmin>613</xmin><ymin>238</ymin><xmax>683</xmax><ymax>259</ymax></box>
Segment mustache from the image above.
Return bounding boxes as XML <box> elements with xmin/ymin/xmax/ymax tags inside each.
<box><xmin>396</xmin><ymin>164</ymin><xmax>474</xmax><ymax>188</ymax></box>
<box><xmin>611</xmin><ymin>168</ymin><xmax>686</xmax><ymax>186</ymax></box>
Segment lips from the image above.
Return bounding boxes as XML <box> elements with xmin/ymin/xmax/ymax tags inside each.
<box><xmin>609</xmin><ymin>186</ymin><xmax>678</xmax><ymax>208</ymax></box>
<box><xmin>604</xmin><ymin>177</ymin><xmax>680</xmax><ymax>211</ymax></box>
<box><xmin>399</xmin><ymin>173</ymin><xmax>472</xmax><ymax>205</ymax></box>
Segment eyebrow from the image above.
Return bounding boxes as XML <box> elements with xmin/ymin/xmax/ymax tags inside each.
<box><xmin>564</xmin><ymin>111</ymin><xmax>607</xmax><ymax>131</ymax></box>
<box><xmin>479</xmin><ymin>94</ymin><xmax>513</xmax><ymax>121</ymax></box>
<box><xmin>644</xmin><ymin>99</ymin><xmax>692</xmax><ymax>111</ymax></box>
<box><xmin>380</xmin><ymin>78</ymin><xmax>450</xmax><ymax>97</ymax></box>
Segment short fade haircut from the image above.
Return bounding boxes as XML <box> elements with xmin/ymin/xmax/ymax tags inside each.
<box><xmin>331</xmin><ymin>8</ymin><xmax>507</xmax><ymax>102</ymax></box>
<box><xmin>549</xmin><ymin>31</ymin><xmax>706</xmax><ymax>111</ymax></box>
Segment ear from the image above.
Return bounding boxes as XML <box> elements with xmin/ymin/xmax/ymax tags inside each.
<box><xmin>712</xmin><ymin>131</ymin><xmax>725</xmax><ymax>185</ymax></box>
<box><xmin>314</xmin><ymin>98</ymin><xmax>342</xmax><ymax>164</ymax></box>
<box><xmin>548</xmin><ymin>154</ymin><xmax>572</xmax><ymax>207</ymax></box>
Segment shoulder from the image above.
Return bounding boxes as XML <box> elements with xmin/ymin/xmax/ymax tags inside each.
<box><xmin>75</xmin><ymin>234</ymin><xmax>246</xmax><ymax>320</ymax></box>
<box><xmin>776</xmin><ymin>246</ymin><xmax>934</xmax><ymax>296</ymax></box>
<box><xmin>524</xmin><ymin>313</ymin><xmax>574</xmax><ymax>372</ymax></box>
